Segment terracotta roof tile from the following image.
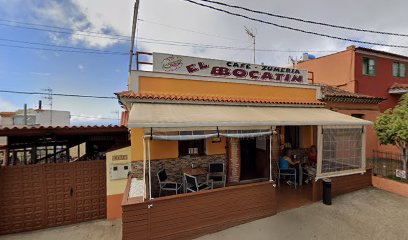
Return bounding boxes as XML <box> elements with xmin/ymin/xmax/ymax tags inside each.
<box><xmin>115</xmin><ymin>90</ymin><xmax>325</xmax><ymax>106</ymax></box>
<box><xmin>389</xmin><ymin>83</ymin><xmax>408</xmax><ymax>90</ymax></box>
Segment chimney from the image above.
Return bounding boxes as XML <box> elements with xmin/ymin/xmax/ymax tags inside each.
<box><xmin>38</xmin><ymin>100</ymin><xmax>42</xmax><ymax>110</ymax></box>
<box><xmin>24</xmin><ymin>104</ymin><xmax>27</xmax><ymax>125</ymax></box>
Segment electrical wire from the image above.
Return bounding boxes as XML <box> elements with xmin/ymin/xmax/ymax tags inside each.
<box><xmin>0</xmin><ymin>38</ymin><xmax>127</xmax><ymax>54</ymax></box>
<box><xmin>183</xmin><ymin>0</ymin><xmax>408</xmax><ymax>49</ymax></box>
<box><xmin>0</xmin><ymin>90</ymin><xmax>117</xmax><ymax>99</ymax></box>
<box><xmin>0</xmin><ymin>18</ymin><xmax>131</xmax><ymax>38</ymax></box>
<box><xmin>0</xmin><ymin>23</ymin><xmax>130</xmax><ymax>42</ymax></box>
<box><xmin>0</xmin><ymin>43</ymin><xmax>128</xmax><ymax>55</ymax></box>
<box><xmin>196</xmin><ymin>0</ymin><xmax>408</xmax><ymax>37</ymax></box>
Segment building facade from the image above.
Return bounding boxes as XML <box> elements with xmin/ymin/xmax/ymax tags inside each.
<box><xmin>0</xmin><ymin>108</ymin><xmax>70</xmax><ymax>127</ymax></box>
<box><xmin>296</xmin><ymin>45</ymin><xmax>408</xmax><ymax>112</ymax></box>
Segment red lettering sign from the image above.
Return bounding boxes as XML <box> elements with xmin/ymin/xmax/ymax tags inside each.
<box><xmin>211</xmin><ymin>67</ymin><xmax>230</xmax><ymax>76</ymax></box>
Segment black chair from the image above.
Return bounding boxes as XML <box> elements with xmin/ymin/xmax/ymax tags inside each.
<box><xmin>184</xmin><ymin>174</ymin><xmax>212</xmax><ymax>193</ymax></box>
<box><xmin>207</xmin><ymin>163</ymin><xmax>226</xmax><ymax>188</ymax></box>
<box><xmin>157</xmin><ymin>169</ymin><xmax>182</xmax><ymax>196</ymax></box>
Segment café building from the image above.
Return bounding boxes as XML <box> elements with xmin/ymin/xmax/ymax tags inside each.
<box><xmin>115</xmin><ymin>53</ymin><xmax>372</xmax><ymax>240</ymax></box>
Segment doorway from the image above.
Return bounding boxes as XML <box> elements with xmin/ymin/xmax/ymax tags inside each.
<box><xmin>240</xmin><ymin>137</ymin><xmax>269</xmax><ymax>181</ymax></box>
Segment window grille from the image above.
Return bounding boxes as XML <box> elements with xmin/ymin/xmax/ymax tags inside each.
<box><xmin>320</xmin><ymin>127</ymin><xmax>363</xmax><ymax>175</ymax></box>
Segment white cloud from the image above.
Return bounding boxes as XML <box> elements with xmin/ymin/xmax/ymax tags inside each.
<box><xmin>70</xmin><ymin>114</ymin><xmax>119</xmax><ymax>126</ymax></box>
<box><xmin>0</xmin><ymin>97</ymin><xmax>18</xmax><ymax>112</ymax></box>
<box><xmin>31</xmin><ymin>1</ymin><xmax>133</xmax><ymax>49</ymax></box>
<box><xmin>77</xmin><ymin>64</ymin><xmax>84</xmax><ymax>71</ymax></box>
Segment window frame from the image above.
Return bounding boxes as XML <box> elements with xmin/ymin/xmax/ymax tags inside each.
<box><xmin>362</xmin><ymin>57</ymin><xmax>376</xmax><ymax>76</ymax></box>
<box><xmin>178</xmin><ymin>139</ymin><xmax>206</xmax><ymax>157</ymax></box>
<box><xmin>392</xmin><ymin>62</ymin><xmax>406</xmax><ymax>78</ymax></box>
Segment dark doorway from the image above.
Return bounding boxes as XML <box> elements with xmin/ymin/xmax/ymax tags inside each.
<box><xmin>240</xmin><ymin>138</ymin><xmax>269</xmax><ymax>181</ymax></box>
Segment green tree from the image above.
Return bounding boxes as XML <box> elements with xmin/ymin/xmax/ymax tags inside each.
<box><xmin>375</xmin><ymin>93</ymin><xmax>408</xmax><ymax>174</ymax></box>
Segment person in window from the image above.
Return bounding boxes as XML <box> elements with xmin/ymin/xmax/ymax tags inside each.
<box><xmin>279</xmin><ymin>148</ymin><xmax>300</xmax><ymax>185</ymax></box>
<box><xmin>307</xmin><ymin>145</ymin><xmax>317</xmax><ymax>166</ymax></box>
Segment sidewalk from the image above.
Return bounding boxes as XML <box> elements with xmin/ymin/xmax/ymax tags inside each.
<box><xmin>197</xmin><ymin>187</ymin><xmax>408</xmax><ymax>240</ymax></box>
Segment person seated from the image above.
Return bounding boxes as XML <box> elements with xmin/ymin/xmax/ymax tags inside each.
<box><xmin>307</xmin><ymin>145</ymin><xmax>317</xmax><ymax>166</ymax></box>
<box><xmin>279</xmin><ymin>148</ymin><xmax>300</xmax><ymax>185</ymax></box>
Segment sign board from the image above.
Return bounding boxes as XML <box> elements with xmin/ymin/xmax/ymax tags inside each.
<box><xmin>112</xmin><ymin>154</ymin><xmax>128</xmax><ymax>161</ymax></box>
<box><xmin>396</xmin><ymin>169</ymin><xmax>407</xmax><ymax>179</ymax></box>
<box><xmin>153</xmin><ymin>53</ymin><xmax>308</xmax><ymax>84</ymax></box>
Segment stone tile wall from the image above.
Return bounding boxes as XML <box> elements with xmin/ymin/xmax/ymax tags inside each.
<box><xmin>131</xmin><ymin>154</ymin><xmax>226</xmax><ymax>197</ymax></box>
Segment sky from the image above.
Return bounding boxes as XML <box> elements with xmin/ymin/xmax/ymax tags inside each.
<box><xmin>0</xmin><ymin>0</ymin><xmax>408</xmax><ymax>125</ymax></box>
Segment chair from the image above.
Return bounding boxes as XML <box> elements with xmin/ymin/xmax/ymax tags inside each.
<box><xmin>184</xmin><ymin>174</ymin><xmax>212</xmax><ymax>193</ymax></box>
<box><xmin>277</xmin><ymin>163</ymin><xmax>297</xmax><ymax>189</ymax></box>
<box><xmin>157</xmin><ymin>169</ymin><xmax>183</xmax><ymax>197</ymax></box>
<box><xmin>207</xmin><ymin>163</ymin><xmax>226</xmax><ymax>188</ymax></box>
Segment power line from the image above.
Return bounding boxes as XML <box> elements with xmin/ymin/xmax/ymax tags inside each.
<box><xmin>0</xmin><ymin>43</ymin><xmax>128</xmax><ymax>55</ymax></box>
<box><xmin>0</xmin><ymin>18</ymin><xmax>131</xmax><ymax>38</ymax></box>
<box><xmin>138</xmin><ymin>18</ymin><xmax>246</xmax><ymax>42</ymax></box>
<box><xmin>0</xmin><ymin>90</ymin><xmax>117</xmax><ymax>99</ymax></box>
<box><xmin>137</xmin><ymin>37</ymin><xmax>338</xmax><ymax>52</ymax></box>
<box><xmin>0</xmin><ymin>38</ymin><xmax>127</xmax><ymax>54</ymax></box>
<box><xmin>197</xmin><ymin>0</ymin><xmax>408</xmax><ymax>37</ymax></box>
<box><xmin>183</xmin><ymin>0</ymin><xmax>408</xmax><ymax>49</ymax></box>
<box><xmin>0</xmin><ymin>23</ymin><xmax>130</xmax><ymax>42</ymax></box>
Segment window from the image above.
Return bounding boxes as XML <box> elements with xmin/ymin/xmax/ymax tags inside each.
<box><xmin>351</xmin><ymin>114</ymin><xmax>364</xmax><ymax>119</ymax></box>
<box><xmin>320</xmin><ymin>127</ymin><xmax>363</xmax><ymax>175</ymax></box>
<box><xmin>362</xmin><ymin>57</ymin><xmax>376</xmax><ymax>76</ymax></box>
<box><xmin>178</xmin><ymin>140</ymin><xmax>206</xmax><ymax>156</ymax></box>
<box><xmin>392</xmin><ymin>62</ymin><xmax>406</xmax><ymax>77</ymax></box>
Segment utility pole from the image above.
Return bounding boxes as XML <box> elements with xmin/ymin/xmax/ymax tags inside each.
<box><xmin>43</xmin><ymin>88</ymin><xmax>53</xmax><ymax>126</ymax></box>
<box><xmin>245</xmin><ymin>26</ymin><xmax>256</xmax><ymax>64</ymax></box>
<box><xmin>128</xmin><ymin>0</ymin><xmax>140</xmax><ymax>73</ymax></box>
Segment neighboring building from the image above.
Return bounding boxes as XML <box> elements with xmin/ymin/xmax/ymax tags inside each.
<box><xmin>296</xmin><ymin>45</ymin><xmax>408</xmax><ymax>112</ymax></box>
<box><xmin>0</xmin><ymin>108</ymin><xmax>70</xmax><ymax>127</ymax></box>
<box><xmin>320</xmin><ymin>84</ymin><xmax>384</xmax><ymax>159</ymax></box>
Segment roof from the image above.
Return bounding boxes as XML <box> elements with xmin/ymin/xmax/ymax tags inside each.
<box><xmin>389</xmin><ymin>83</ymin><xmax>408</xmax><ymax>94</ymax></box>
<box><xmin>0</xmin><ymin>125</ymin><xmax>128</xmax><ymax>137</ymax></box>
<box><xmin>355</xmin><ymin>46</ymin><xmax>408</xmax><ymax>61</ymax></box>
<box><xmin>320</xmin><ymin>84</ymin><xmax>384</xmax><ymax>104</ymax></box>
<box><xmin>0</xmin><ymin>112</ymin><xmax>16</xmax><ymax>117</ymax></box>
<box><xmin>115</xmin><ymin>91</ymin><xmax>325</xmax><ymax>106</ymax></box>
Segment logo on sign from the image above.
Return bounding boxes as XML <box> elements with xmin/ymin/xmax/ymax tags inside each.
<box><xmin>396</xmin><ymin>169</ymin><xmax>407</xmax><ymax>179</ymax></box>
<box><xmin>161</xmin><ymin>56</ymin><xmax>183</xmax><ymax>71</ymax></box>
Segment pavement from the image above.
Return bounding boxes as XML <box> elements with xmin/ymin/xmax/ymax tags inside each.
<box><xmin>1</xmin><ymin>187</ymin><xmax>408</xmax><ymax>240</ymax></box>
<box><xmin>0</xmin><ymin>219</ymin><xmax>122</xmax><ymax>240</ymax></box>
<box><xmin>198</xmin><ymin>187</ymin><xmax>408</xmax><ymax>240</ymax></box>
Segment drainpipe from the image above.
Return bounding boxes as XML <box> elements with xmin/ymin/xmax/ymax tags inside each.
<box><xmin>147</xmin><ymin>139</ymin><xmax>152</xmax><ymax>200</ymax></box>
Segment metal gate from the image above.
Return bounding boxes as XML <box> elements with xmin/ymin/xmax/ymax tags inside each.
<box><xmin>0</xmin><ymin>161</ymin><xmax>106</xmax><ymax>235</ymax></box>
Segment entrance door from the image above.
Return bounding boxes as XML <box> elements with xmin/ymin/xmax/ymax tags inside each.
<box><xmin>240</xmin><ymin>137</ymin><xmax>270</xmax><ymax>181</ymax></box>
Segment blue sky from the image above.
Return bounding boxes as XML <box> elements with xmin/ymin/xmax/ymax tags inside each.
<box><xmin>1</xmin><ymin>0</ymin><xmax>407</xmax><ymax>125</ymax></box>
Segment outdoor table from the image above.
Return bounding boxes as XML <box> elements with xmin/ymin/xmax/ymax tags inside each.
<box><xmin>182</xmin><ymin>166</ymin><xmax>207</xmax><ymax>176</ymax></box>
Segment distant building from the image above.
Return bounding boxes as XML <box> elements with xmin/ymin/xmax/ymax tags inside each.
<box><xmin>296</xmin><ymin>45</ymin><xmax>408</xmax><ymax>112</ymax></box>
<box><xmin>0</xmin><ymin>108</ymin><xmax>70</xmax><ymax>127</ymax></box>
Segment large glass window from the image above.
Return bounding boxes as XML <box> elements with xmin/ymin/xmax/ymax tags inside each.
<box><xmin>362</xmin><ymin>57</ymin><xmax>376</xmax><ymax>76</ymax></box>
<box><xmin>392</xmin><ymin>62</ymin><xmax>406</xmax><ymax>77</ymax></box>
<box><xmin>320</xmin><ymin>127</ymin><xmax>363</xmax><ymax>175</ymax></box>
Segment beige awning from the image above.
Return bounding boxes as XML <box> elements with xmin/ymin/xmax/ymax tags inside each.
<box><xmin>128</xmin><ymin>103</ymin><xmax>371</xmax><ymax>130</ymax></box>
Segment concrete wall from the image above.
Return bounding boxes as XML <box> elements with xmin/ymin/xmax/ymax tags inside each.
<box><xmin>372</xmin><ymin>176</ymin><xmax>408</xmax><ymax>198</ymax></box>
<box><xmin>296</xmin><ymin>49</ymin><xmax>355</xmax><ymax>92</ymax></box>
<box><xmin>137</xmin><ymin>76</ymin><xmax>319</xmax><ymax>102</ymax></box>
<box><xmin>35</xmin><ymin>110</ymin><xmax>70</xmax><ymax>127</ymax></box>
<box><xmin>106</xmin><ymin>146</ymin><xmax>131</xmax><ymax>219</ymax></box>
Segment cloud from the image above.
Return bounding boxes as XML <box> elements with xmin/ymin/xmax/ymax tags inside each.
<box><xmin>77</xmin><ymin>64</ymin><xmax>84</xmax><ymax>71</ymax></box>
<box><xmin>70</xmin><ymin>114</ymin><xmax>119</xmax><ymax>126</ymax></box>
<box><xmin>0</xmin><ymin>97</ymin><xmax>18</xmax><ymax>112</ymax></box>
<box><xmin>30</xmin><ymin>1</ymin><xmax>133</xmax><ymax>49</ymax></box>
<box><xmin>30</xmin><ymin>72</ymin><xmax>52</xmax><ymax>76</ymax></box>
